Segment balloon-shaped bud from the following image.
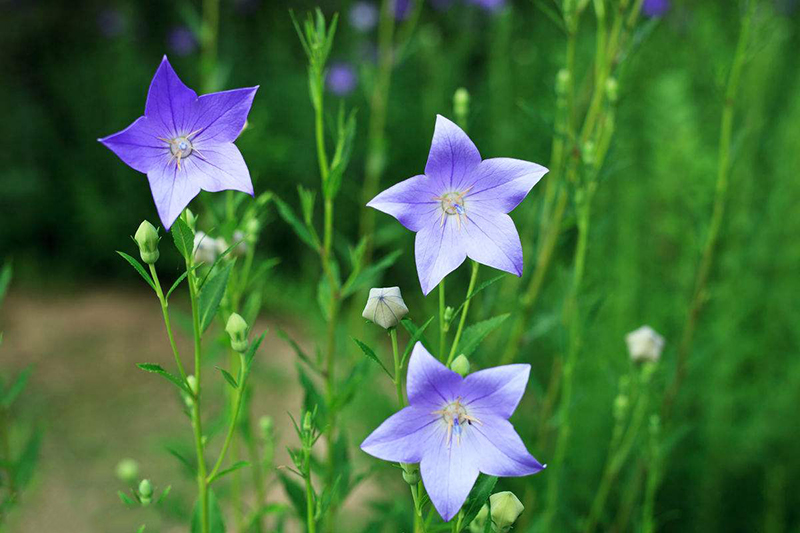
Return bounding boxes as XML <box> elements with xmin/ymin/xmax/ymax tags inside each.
<box><xmin>226</xmin><ymin>313</ymin><xmax>249</xmax><ymax>353</ymax></box>
<box><xmin>450</xmin><ymin>354</ymin><xmax>470</xmax><ymax>377</ymax></box>
<box><xmin>138</xmin><ymin>479</ymin><xmax>153</xmax><ymax>505</ymax></box>
<box><xmin>490</xmin><ymin>491</ymin><xmax>525</xmax><ymax>531</ymax></box>
<box><xmin>134</xmin><ymin>221</ymin><xmax>160</xmax><ymax>264</ymax></box>
<box><xmin>362</xmin><ymin>287</ymin><xmax>409</xmax><ymax>329</ymax></box>
<box><xmin>625</xmin><ymin>325</ymin><xmax>664</xmax><ymax>363</ymax></box>
<box><xmin>402</xmin><ymin>464</ymin><xmax>420</xmax><ymax>485</ymax></box>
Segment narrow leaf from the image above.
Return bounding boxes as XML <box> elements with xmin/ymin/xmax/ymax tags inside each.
<box><xmin>278</xmin><ymin>472</ymin><xmax>308</xmax><ymax>523</ymax></box>
<box><xmin>2</xmin><ymin>365</ymin><xmax>32</xmax><ymax>408</ymax></box>
<box><xmin>277</xmin><ymin>329</ymin><xmax>317</xmax><ymax>371</ymax></box>
<box><xmin>165</xmin><ymin>268</ymin><xmax>194</xmax><ymax>300</ymax></box>
<box><xmin>216</xmin><ymin>366</ymin><xmax>239</xmax><ymax>389</ymax></box>
<box><xmin>274</xmin><ymin>196</ymin><xmax>319</xmax><ymax>250</ymax></box>
<box><xmin>118</xmin><ymin>490</ymin><xmax>136</xmax><ymax>507</ymax></box>
<box><xmin>400</xmin><ymin>317</ymin><xmax>435</xmax><ymax>367</ymax></box>
<box><xmin>0</xmin><ymin>262</ymin><xmax>12</xmax><ymax>308</ymax></box>
<box><xmin>156</xmin><ymin>485</ymin><xmax>172</xmax><ymax>504</ymax></box>
<box><xmin>352</xmin><ymin>337</ymin><xmax>393</xmax><ymax>379</ymax></box>
<box><xmin>191</xmin><ymin>489</ymin><xmax>225</xmax><ymax>533</ymax></box>
<box><xmin>198</xmin><ymin>260</ymin><xmax>234</xmax><ymax>332</ymax></box>
<box><xmin>209</xmin><ymin>461</ymin><xmax>250</xmax><ymax>484</ymax></box>
<box><xmin>342</xmin><ymin>250</ymin><xmax>402</xmax><ymax>297</ymax></box>
<box><xmin>137</xmin><ymin>363</ymin><xmax>190</xmax><ymax>395</ymax></box>
<box><xmin>458</xmin><ymin>314</ymin><xmax>510</xmax><ymax>358</ymax></box>
<box><xmin>450</xmin><ymin>275</ymin><xmax>505</xmax><ymax>324</ymax></box>
<box><xmin>14</xmin><ymin>429</ymin><xmax>43</xmax><ymax>490</ymax></box>
<box><xmin>116</xmin><ymin>251</ymin><xmax>156</xmax><ymax>292</ymax></box>
<box><xmin>461</xmin><ymin>475</ymin><xmax>498</xmax><ymax>528</ymax></box>
<box><xmin>171</xmin><ymin>216</ymin><xmax>195</xmax><ymax>260</ymax></box>
<box><xmin>166</xmin><ymin>446</ymin><xmax>196</xmax><ymax>475</ymax></box>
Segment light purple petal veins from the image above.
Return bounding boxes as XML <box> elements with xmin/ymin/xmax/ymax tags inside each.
<box><xmin>98</xmin><ymin>56</ymin><xmax>258</xmax><ymax>229</ymax></box>
<box><xmin>367</xmin><ymin>114</ymin><xmax>548</xmax><ymax>294</ymax></box>
<box><xmin>360</xmin><ymin>343</ymin><xmax>544</xmax><ymax>522</ymax></box>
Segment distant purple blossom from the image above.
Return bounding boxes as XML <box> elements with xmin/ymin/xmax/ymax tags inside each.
<box><xmin>367</xmin><ymin>115</ymin><xmax>548</xmax><ymax>295</ymax></box>
<box><xmin>467</xmin><ymin>0</ymin><xmax>507</xmax><ymax>11</ymax></box>
<box><xmin>642</xmin><ymin>0</ymin><xmax>670</xmax><ymax>17</ymax></box>
<box><xmin>349</xmin><ymin>2</ymin><xmax>379</xmax><ymax>32</ymax></box>
<box><xmin>326</xmin><ymin>63</ymin><xmax>358</xmax><ymax>96</ymax></box>
<box><xmin>168</xmin><ymin>26</ymin><xmax>197</xmax><ymax>56</ymax></box>
<box><xmin>361</xmin><ymin>343</ymin><xmax>545</xmax><ymax>521</ymax></box>
<box><xmin>97</xmin><ymin>8</ymin><xmax>126</xmax><ymax>39</ymax></box>
<box><xmin>99</xmin><ymin>57</ymin><xmax>258</xmax><ymax>229</ymax></box>
<box><xmin>395</xmin><ymin>0</ymin><xmax>412</xmax><ymax>20</ymax></box>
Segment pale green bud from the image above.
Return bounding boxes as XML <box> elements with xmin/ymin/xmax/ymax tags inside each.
<box><xmin>402</xmin><ymin>464</ymin><xmax>420</xmax><ymax>485</ymax></box>
<box><xmin>134</xmin><ymin>221</ymin><xmax>160</xmax><ymax>264</ymax></box>
<box><xmin>605</xmin><ymin>77</ymin><xmax>619</xmax><ymax>103</ymax></box>
<box><xmin>556</xmin><ymin>69</ymin><xmax>571</xmax><ymax>96</ymax></box>
<box><xmin>490</xmin><ymin>491</ymin><xmax>525</xmax><ymax>531</ymax></box>
<box><xmin>186</xmin><ymin>375</ymin><xmax>198</xmax><ymax>396</ymax></box>
<box><xmin>450</xmin><ymin>354</ymin><xmax>470</xmax><ymax>377</ymax></box>
<box><xmin>443</xmin><ymin>306</ymin><xmax>455</xmax><ymax>323</ymax></box>
<box><xmin>453</xmin><ymin>87</ymin><xmax>470</xmax><ymax>124</ymax></box>
<box><xmin>363</xmin><ymin>287</ymin><xmax>409</xmax><ymax>329</ymax></box>
<box><xmin>226</xmin><ymin>313</ymin><xmax>249</xmax><ymax>353</ymax></box>
<box><xmin>303</xmin><ymin>411</ymin><xmax>313</xmax><ymax>432</ymax></box>
<box><xmin>138</xmin><ymin>479</ymin><xmax>153</xmax><ymax>505</ymax></box>
<box><xmin>469</xmin><ymin>504</ymin><xmax>489</xmax><ymax>533</ymax></box>
<box><xmin>259</xmin><ymin>416</ymin><xmax>274</xmax><ymax>439</ymax></box>
<box><xmin>115</xmin><ymin>458</ymin><xmax>139</xmax><ymax>484</ymax></box>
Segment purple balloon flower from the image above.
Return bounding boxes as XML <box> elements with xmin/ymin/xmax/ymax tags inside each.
<box><xmin>367</xmin><ymin>115</ymin><xmax>548</xmax><ymax>295</ymax></box>
<box><xmin>168</xmin><ymin>26</ymin><xmax>198</xmax><ymax>56</ymax></box>
<box><xmin>99</xmin><ymin>56</ymin><xmax>258</xmax><ymax>229</ymax></box>
<box><xmin>326</xmin><ymin>62</ymin><xmax>358</xmax><ymax>96</ymax></box>
<box><xmin>642</xmin><ymin>0</ymin><xmax>670</xmax><ymax>17</ymax></box>
<box><xmin>361</xmin><ymin>343</ymin><xmax>545</xmax><ymax>521</ymax></box>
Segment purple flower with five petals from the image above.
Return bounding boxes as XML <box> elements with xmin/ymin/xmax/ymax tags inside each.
<box><xmin>99</xmin><ymin>56</ymin><xmax>258</xmax><ymax>229</ymax></box>
<box><xmin>367</xmin><ymin>115</ymin><xmax>548</xmax><ymax>295</ymax></box>
<box><xmin>361</xmin><ymin>343</ymin><xmax>545</xmax><ymax>521</ymax></box>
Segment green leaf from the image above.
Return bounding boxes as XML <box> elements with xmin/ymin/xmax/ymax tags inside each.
<box><xmin>216</xmin><ymin>367</ymin><xmax>239</xmax><ymax>389</ymax></box>
<box><xmin>297</xmin><ymin>363</ymin><xmax>327</xmax><ymax>423</ymax></box>
<box><xmin>14</xmin><ymin>429</ymin><xmax>42</xmax><ymax>490</ymax></box>
<box><xmin>458</xmin><ymin>314</ymin><xmax>511</xmax><ymax>358</ymax></box>
<box><xmin>332</xmin><ymin>359</ymin><xmax>372</xmax><ymax>412</ymax></box>
<box><xmin>277</xmin><ymin>329</ymin><xmax>317</xmax><ymax>371</ymax></box>
<box><xmin>166</xmin><ymin>446</ymin><xmax>196</xmax><ymax>475</ymax></box>
<box><xmin>341</xmin><ymin>250</ymin><xmax>402</xmax><ymax>297</ymax></box>
<box><xmin>244</xmin><ymin>332</ymin><xmax>266</xmax><ymax>373</ymax></box>
<box><xmin>191</xmin><ymin>489</ymin><xmax>226</xmax><ymax>533</ymax></box>
<box><xmin>171</xmin><ymin>216</ymin><xmax>195</xmax><ymax>260</ymax></box>
<box><xmin>325</xmin><ymin>106</ymin><xmax>358</xmax><ymax>199</ymax></box>
<box><xmin>461</xmin><ymin>475</ymin><xmax>498</xmax><ymax>528</ymax></box>
<box><xmin>136</xmin><ymin>363</ymin><xmax>190</xmax><ymax>395</ymax></box>
<box><xmin>209</xmin><ymin>461</ymin><xmax>250</xmax><ymax>484</ymax></box>
<box><xmin>137</xmin><ymin>525</ymin><xmax>147</xmax><ymax>533</ymax></box>
<box><xmin>278</xmin><ymin>472</ymin><xmax>308</xmax><ymax>523</ymax></box>
<box><xmin>317</xmin><ymin>275</ymin><xmax>334</xmax><ymax>321</ymax></box>
<box><xmin>118</xmin><ymin>490</ymin><xmax>136</xmax><ymax>507</ymax></box>
<box><xmin>116</xmin><ymin>251</ymin><xmax>156</xmax><ymax>292</ymax></box>
<box><xmin>352</xmin><ymin>337</ymin><xmax>393</xmax><ymax>379</ymax></box>
<box><xmin>450</xmin><ymin>275</ymin><xmax>505</xmax><ymax>325</ymax></box>
<box><xmin>0</xmin><ymin>262</ymin><xmax>12</xmax><ymax>309</ymax></box>
<box><xmin>2</xmin><ymin>365</ymin><xmax>32</xmax><ymax>408</ymax></box>
<box><xmin>197</xmin><ymin>260</ymin><xmax>234</xmax><ymax>333</ymax></box>
<box><xmin>199</xmin><ymin>239</ymin><xmax>242</xmax><ymax>290</ymax></box>
<box><xmin>274</xmin><ymin>196</ymin><xmax>319</xmax><ymax>250</ymax></box>
<box><xmin>156</xmin><ymin>485</ymin><xmax>172</xmax><ymax>504</ymax></box>
<box><xmin>400</xmin><ymin>317</ymin><xmax>435</xmax><ymax>367</ymax></box>
<box><xmin>165</xmin><ymin>268</ymin><xmax>194</xmax><ymax>300</ymax></box>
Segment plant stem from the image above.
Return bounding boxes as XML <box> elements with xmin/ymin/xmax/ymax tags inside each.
<box><xmin>208</xmin><ymin>353</ymin><xmax>247</xmax><ymax>482</ymax></box>
<box><xmin>390</xmin><ymin>328</ymin><xmax>404</xmax><ymax>405</ymax></box>
<box><xmin>438</xmin><ymin>279</ymin><xmax>447</xmax><ymax>360</ymax></box>
<box><xmin>662</xmin><ymin>0</ymin><xmax>756</xmax><ymax>420</ymax></box>
<box><xmin>200</xmin><ymin>0</ymin><xmax>220</xmax><ymax>92</ymax></box>
<box><xmin>447</xmin><ymin>261</ymin><xmax>479</xmax><ymax>366</ymax></box>
<box><xmin>304</xmin><ymin>444</ymin><xmax>316</xmax><ymax>533</ymax></box>
<box><xmin>148</xmin><ymin>263</ymin><xmax>189</xmax><ymax>385</ymax></box>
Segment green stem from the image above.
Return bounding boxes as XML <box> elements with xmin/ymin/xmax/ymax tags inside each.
<box><xmin>662</xmin><ymin>0</ymin><xmax>755</xmax><ymax>420</ymax></box>
<box><xmin>438</xmin><ymin>279</ymin><xmax>447</xmax><ymax>360</ymax></box>
<box><xmin>304</xmin><ymin>445</ymin><xmax>316</xmax><ymax>533</ymax></box>
<box><xmin>447</xmin><ymin>261</ymin><xmax>479</xmax><ymax>366</ymax></box>
<box><xmin>148</xmin><ymin>264</ymin><xmax>189</xmax><ymax>385</ymax></box>
<box><xmin>390</xmin><ymin>328</ymin><xmax>404</xmax><ymax>406</ymax></box>
<box><xmin>208</xmin><ymin>353</ymin><xmax>247</xmax><ymax>482</ymax></box>
<box><xmin>200</xmin><ymin>0</ymin><xmax>220</xmax><ymax>92</ymax></box>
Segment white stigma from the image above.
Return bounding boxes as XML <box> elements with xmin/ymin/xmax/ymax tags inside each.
<box><xmin>158</xmin><ymin>129</ymin><xmax>203</xmax><ymax>170</ymax></box>
<box><xmin>433</xmin><ymin>186</ymin><xmax>474</xmax><ymax>230</ymax></box>
<box><xmin>433</xmin><ymin>397</ymin><xmax>482</xmax><ymax>448</ymax></box>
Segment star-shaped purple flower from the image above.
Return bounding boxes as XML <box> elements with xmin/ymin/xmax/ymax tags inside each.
<box><xmin>367</xmin><ymin>115</ymin><xmax>548</xmax><ymax>295</ymax></box>
<box><xmin>361</xmin><ymin>343</ymin><xmax>545</xmax><ymax>521</ymax></box>
<box><xmin>99</xmin><ymin>56</ymin><xmax>258</xmax><ymax>229</ymax></box>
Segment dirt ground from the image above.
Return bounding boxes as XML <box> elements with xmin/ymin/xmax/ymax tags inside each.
<box><xmin>0</xmin><ymin>287</ymin><xmax>374</xmax><ymax>533</ymax></box>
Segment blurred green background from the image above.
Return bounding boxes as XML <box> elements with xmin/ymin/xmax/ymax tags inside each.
<box><xmin>1</xmin><ymin>0</ymin><xmax>800</xmax><ymax>531</ymax></box>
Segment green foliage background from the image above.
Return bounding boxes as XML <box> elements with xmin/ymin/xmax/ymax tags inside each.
<box><xmin>1</xmin><ymin>0</ymin><xmax>799</xmax><ymax>531</ymax></box>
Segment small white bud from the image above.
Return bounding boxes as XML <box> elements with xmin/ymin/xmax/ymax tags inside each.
<box><xmin>362</xmin><ymin>287</ymin><xmax>409</xmax><ymax>330</ymax></box>
<box><xmin>625</xmin><ymin>325</ymin><xmax>665</xmax><ymax>363</ymax></box>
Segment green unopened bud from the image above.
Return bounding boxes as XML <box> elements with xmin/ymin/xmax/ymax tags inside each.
<box><xmin>613</xmin><ymin>394</ymin><xmax>629</xmax><ymax>421</ymax></box>
<box><xmin>259</xmin><ymin>416</ymin><xmax>274</xmax><ymax>439</ymax></box>
<box><xmin>226</xmin><ymin>313</ymin><xmax>249</xmax><ymax>352</ymax></box>
<box><xmin>134</xmin><ymin>221</ymin><xmax>160</xmax><ymax>265</ymax></box>
<box><xmin>450</xmin><ymin>354</ymin><xmax>470</xmax><ymax>377</ymax></box>
<box><xmin>605</xmin><ymin>77</ymin><xmax>619</xmax><ymax>103</ymax></box>
<box><xmin>453</xmin><ymin>87</ymin><xmax>470</xmax><ymax>125</ymax></box>
<box><xmin>469</xmin><ymin>504</ymin><xmax>489</xmax><ymax>533</ymax></box>
<box><xmin>443</xmin><ymin>306</ymin><xmax>454</xmax><ymax>323</ymax></box>
<box><xmin>556</xmin><ymin>68</ymin><xmax>571</xmax><ymax>96</ymax></box>
<box><xmin>402</xmin><ymin>464</ymin><xmax>420</xmax><ymax>485</ymax></box>
<box><xmin>186</xmin><ymin>375</ymin><xmax>198</xmax><ymax>395</ymax></box>
<box><xmin>303</xmin><ymin>411</ymin><xmax>313</xmax><ymax>432</ymax></box>
<box><xmin>490</xmin><ymin>491</ymin><xmax>525</xmax><ymax>531</ymax></box>
<box><xmin>581</xmin><ymin>140</ymin><xmax>596</xmax><ymax>166</ymax></box>
<box><xmin>185</xmin><ymin>209</ymin><xmax>197</xmax><ymax>231</ymax></box>
<box><xmin>138</xmin><ymin>479</ymin><xmax>153</xmax><ymax>505</ymax></box>
<box><xmin>115</xmin><ymin>458</ymin><xmax>139</xmax><ymax>484</ymax></box>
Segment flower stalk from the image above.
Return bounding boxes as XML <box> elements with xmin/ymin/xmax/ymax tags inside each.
<box><xmin>446</xmin><ymin>261</ymin><xmax>479</xmax><ymax>366</ymax></box>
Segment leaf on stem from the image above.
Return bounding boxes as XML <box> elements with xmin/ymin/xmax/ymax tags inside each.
<box><xmin>116</xmin><ymin>251</ymin><xmax>157</xmax><ymax>292</ymax></box>
<box><xmin>459</xmin><ymin>314</ymin><xmax>511</xmax><ymax>358</ymax></box>
<box><xmin>208</xmin><ymin>461</ymin><xmax>250</xmax><ymax>484</ymax></box>
<box><xmin>342</xmin><ymin>250</ymin><xmax>402</xmax><ymax>297</ymax></box>
<box><xmin>197</xmin><ymin>260</ymin><xmax>234</xmax><ymax>333</ymax></box>
<box><xmin>216</xmin><ymin>366</ymin><xmax>239</xmax><ymax>389</ymax></box>
<box><xmin>0</xmin><ymin>261</ymin><xmax>12</xmax><ymax>308</ymax></box>
<box><xmin>191</xmin><ymin>489</ymin><xmax>225</xmax><ymax>533</ymax></box>
<box><xmin>171</xmin><ymin>216</ymin><xmax>195</xmax><ymax>261</ymax></box>
<box><xmin>400</xmin><ymin>317</ymin><xmax>435</xmax><ymax>367</ymax></box>
<box><xmin>118</xmin><ymin>490</ymin><xmax>136</xmax><ymax>507</ymax></box>
<box><xmin>277</xmin><ymin>329</ymin><xmax>318</xmax><ymax>373</ymax></box>
<box><xmin>278</xmin><ymin>472</ymin><xmax>308</xmax><ymax>524</ymax></box>
<box><xmin>136</xmin><ymin>363</ymin><xmax>191</xmax><ymax>395</ymax></box>
<box><xmin>352</xmin><ymin>337</ymin><xmax>393</xmax><ymax>379</ymax></box>
<box><xmin>2</xmin><ymin>364</ymin><xmax>32</xmax><ymax>408</ymax></box>
<box><xmin>461</xmin><ymin>474</ymin><xmax>498</xmax><ymax>528</ymax></box>
<box><xmin>274</xmin><ymin>195</ymin><xmax>320</xmax><ymax>250</ymax></box>
<box><xmin>449</xmin><ymin>275</ymin><xmax>504</xmax><ymax>325</ymax></box>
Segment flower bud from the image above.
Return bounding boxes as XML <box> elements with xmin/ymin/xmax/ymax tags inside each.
<box><xmin>443</xmin><ymin>306</ymin><xmax>454</xmax><ymax>323</ymax></box>
<box><xmin>226</xmin><ymin>313</ymin><xmax>249</xmax><ymax>353</ymax></box>
<box><xmin>134</xmin><ymin>221</ymin><xmax>160</xmax><ymax>264</ymax></box>
<box><xmin>490</xmin><ymin>491</ymin><xmax>525</xmax><ymax>531</ymax></box>
<box><xmin>402</xmin><ymin>464</ymin><xmax>420</xmax><ymax>485</ymax></box>
<box><xmin>625</xmin><ymin>325</ymin><xmax>665</xmax><ymax>363</ymax></box>
<box><xmin>303</xmin><ymin>411</ymin><xmax>313</xmax><ymax>432</ymax></box>
<box><xmin>581</xmin><ymin>140</ymin><xmax>596</xmax><ymax>166</ymax></box>
<box><xmin>186</xmin><ymin>375</ymin><xmax>198</xmax><ymax>396</ymax></box>
<box><xmin>556</xmin><ymin>68</ymin><xmax>571</xmax><ymax>96</ymax></box>
<box><xmin>450</xmin><ymin>354</ymin><xmax>470</xmax><ymax>377</ymax></box>
<box><xmin>469</xmin><ymin>504</ymin><xmax>489</xmax><ymax>533</ymax></box>
<box><xmin>115</xmin><ymin>458</ymin><xmax>139</xmax><ymax>484</ymax></box>
<box><xmin>259</xmin><ymin>416</ymin><xmax>274</xmax><ymax>439</ymax></box>
<box><xmin>362</xmin><ymin>287</ymin><xmax>409</xmax><ymax>330</ymax></box>
<box><xmin>138</xmin><ymin>479</ymin><xmax>153</xmax><ymax>505</ymax></box>
<box><xmin>453</xmin><ymin>87</ymin><xmax>470</xmax><ymax>125</ymax></box>
<box><xmin>605</xmin><ymin>77</ymin><xmax>619</xmax><ymax>103</ymax></box>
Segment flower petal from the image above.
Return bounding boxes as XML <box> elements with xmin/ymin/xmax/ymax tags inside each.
<box><xmin>424</xmin><ymin>115</ymin><xmax>481</xmax><ymax>192</ymax></box>
<box><xmin>462</xmin><ymin>364</ymin><xmax>530</xmax><ymax>419</ymax></box>
<box><xmin>360</xmin><ymin>406</ymin><xmax>439</xmax><ymax>463</ymax></box>
<box><xmin>367</xmin><ymin>174</ymin><xmax>441</xmax><ymax>232</ymax></box>
<box><xmin>191</xmin><ymin>86</ymin><xmax>259</xmax><ymax>144</ymax></box>
<box><xmin>415</xmin><ymin>216</ymin><xmax>468</xmax><ymax>295</ymax></box>
<box><xmin>466</xmin><ymin>158</ymin><xmax>548</xmax><ymax>213</ymax></box>
<box><xmin>145</xmin><ymin>56</ymin><xmax>198</xmax><ymax>138</ymax></box>
<box><xmin>146</xmin><ymin>158</ymin><xmax>202</xmax><ymax>230</ymax></box>
<box><xmin>420</xmin><ymin>424</ymin><xmax>480</xmax><ymax>522</ymax></box>
<box><xmin>462</xmin><ymin>208</ymin><xmax>523</xmax><ymax>277</ymax></box>
<box><xmin>406</xmin><ymin>343</ymin><xmax>463</xmax><ymax>409</ymax></box>
<box><xmin>99</xmin><ymin>116</ymin><xmax>165</xmax><ymax>173</ymax></box>
<box><xmin>470</xmin><ymin>415</ymin><xmax>545</xmax><ymax>477</ymax></box>
<box><xmin>184</xmin><ymin>142</ymin><xmax>254</xmax><ymax>196</ymax></box>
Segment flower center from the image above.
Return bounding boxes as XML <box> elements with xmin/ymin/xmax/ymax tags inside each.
<box><xmin>433</xmin><ymin>397</ymin><xmax>482</xmax><ymax>447</ymax></box>
<box><xmin>170</xmin><ymin>136</ymin><xmax>193</xmax><ymax>158</ymax></box>
<box><xmin>433</xmin><ymin>187</ymin><xmax>473</xmax><ymax>230</ymax></box>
